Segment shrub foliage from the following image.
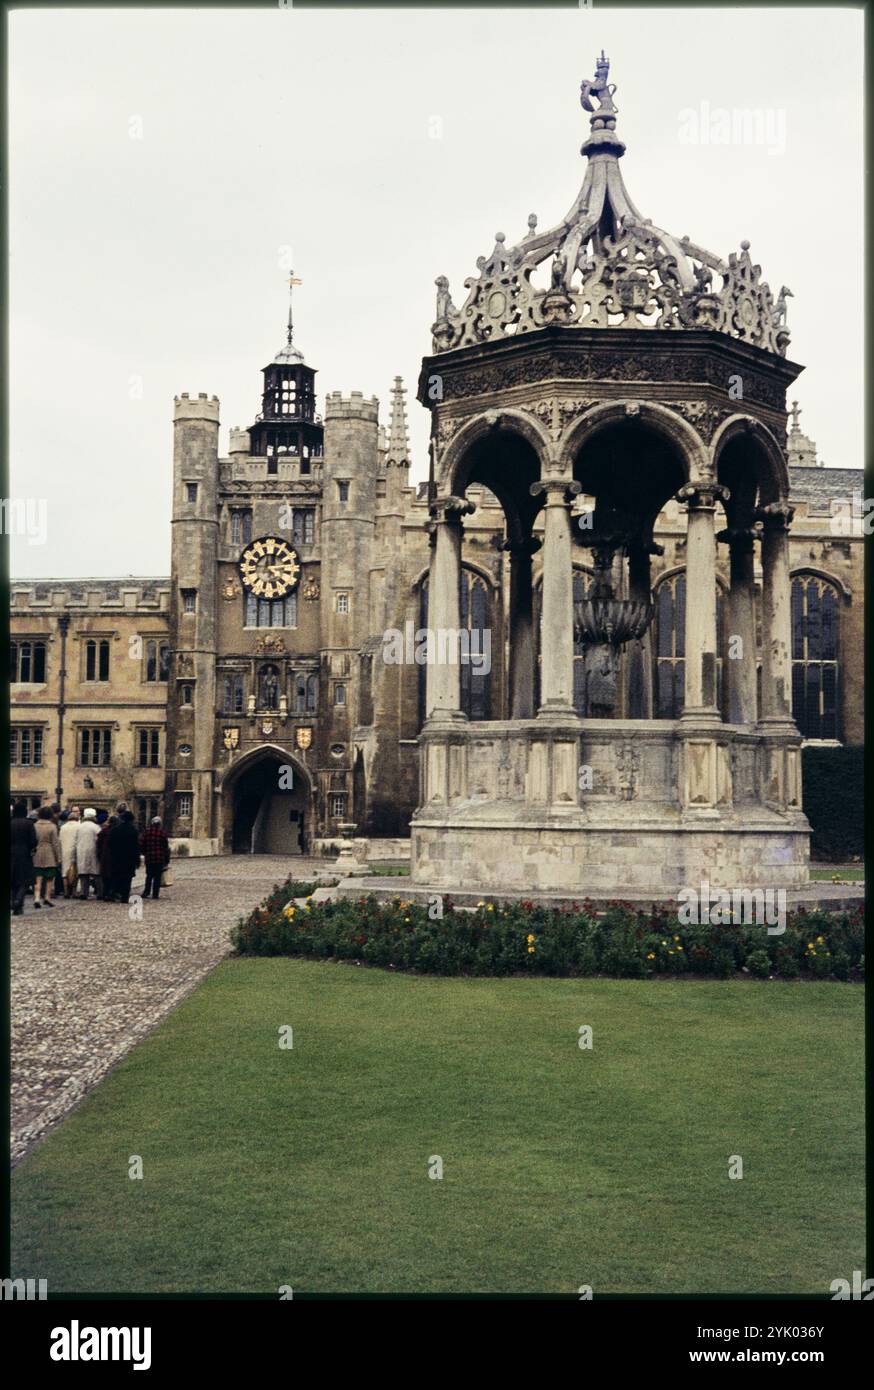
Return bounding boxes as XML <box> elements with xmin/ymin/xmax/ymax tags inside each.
<box><xmin>231</xmin><ymin>882</ymin><xmax>863</xmax><ymax>982</ymax></box>
<box><xmin>802</xmin><ymin>745</ymin><xmax>864</xmax><ymax>862</ymax></box>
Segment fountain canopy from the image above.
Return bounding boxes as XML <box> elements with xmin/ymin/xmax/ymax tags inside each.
<box><xmin>432</xmin><ymin>52</ymin><xmax>792</xmax><ymax>359</ymax></box>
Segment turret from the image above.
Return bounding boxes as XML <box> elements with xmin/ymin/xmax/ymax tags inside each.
<box><xmin>169</xmin><ymin>392</ymin><xmax>220</xmax><ymax>844</ymax></box>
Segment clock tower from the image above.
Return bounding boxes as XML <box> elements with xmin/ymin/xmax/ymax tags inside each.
<box><xmin>248</xmin><ymin>274</ymin><xmax>324</xmax><ymax>475</ymax></box>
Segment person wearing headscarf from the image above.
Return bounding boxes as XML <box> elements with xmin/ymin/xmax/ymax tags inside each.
<box><xmin>75</xmin><ymin>808</ymin><xmax>101</xmax><ymax>901</ymax></box>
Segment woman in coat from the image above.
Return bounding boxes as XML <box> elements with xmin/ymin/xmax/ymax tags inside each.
<box><xmin>75</xmin><ymin>808</ymin><xmax>101</xmax><ymax>901</ymax></box>
<box><xmin>59</xmin><ymin>811</ymin><xmax>80</xmax><ymax>898</ymax></box>
<box><xmin>10</xmin><ymin>802</ymin><xmax>37</xmax><ymax>915</ymax></box>
<box><xmin>33</xmin><ymin>806</ymin><xmax>62</xmax><ymax>908</ymax></box>
<box><xmin>107</xmin><ymin>810</ymin><xmax>141</xmax><ymax>903</ymax></box>
<box><xmin>96</xmin><ymin>815</ymin><xmax>115</xmax><ymax>900</ymax></box>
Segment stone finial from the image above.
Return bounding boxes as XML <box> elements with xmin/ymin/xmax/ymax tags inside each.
<box><xmin>387</xmin><ymin>376</ymin><xmax>411</xmax><ymax>470</ymax></box>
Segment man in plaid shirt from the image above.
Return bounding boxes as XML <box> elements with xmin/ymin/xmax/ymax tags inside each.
<box><xmin>140</xmin><ymin>817</ymin><xmax>171</xmax><ymax>900</ymax></box>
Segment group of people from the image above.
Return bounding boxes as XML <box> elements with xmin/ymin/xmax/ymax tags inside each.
<box><xmin>10</xmin><ymin>801</ymin><xmax>172</xmax><ymax>915</ymax></box>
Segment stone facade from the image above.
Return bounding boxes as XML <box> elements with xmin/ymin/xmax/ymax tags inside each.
<box><xmin>9</xmin><ymin>392</ymin><xmax>862</xmax><ymax>850</ymax></box>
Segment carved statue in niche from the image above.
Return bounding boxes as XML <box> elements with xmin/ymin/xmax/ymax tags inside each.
<box><xmin>259</xmin><ymin>664</ymin><xmax>280</xmax><ymax>711</ymax></box>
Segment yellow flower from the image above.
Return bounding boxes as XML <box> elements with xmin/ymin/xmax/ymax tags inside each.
<box><xmin>661</xmin><ymin>940</ymin><xmax>668</xmax><ymax>947</ymax></box>
<box><xmin>404</xmin><ymin>916</ymin><xmax>411</xmax><ymax>923</ymax></box>
<box><xmin>527</xmin><ymin>945</ymin><xmax>535</xmax><ymax>954</ymax></box>
<box><xmin>486</xmin><ymin>904</ymin><xmax>494</xmax><ymax>913</ymax></box>
<box><xmin>526</xmin><ymin>933</ymin><xmax>536</xmax><ymax>943</ymax></box>
<box><xmin>646</xmin><ymin>952</ymin><xmax>655</xmax><ymax>960</ymax></box>
<box><xmin>816</xmin><ymin>935</ymin><xmax>824</xmax><ymax>944</ymax></box>
<box><xmin>807</xmin><ymin>943</ymin><xmax>814</xmax><ymax>950</ymax></box>
<box><xmin>676</xmin><ymin>945</ymin><xmax>684</xmax><ymax>951</ymax></box>
<box><xmin>673</xmin><ymin>935</ymin><xmax>680</xmax><ymax>941</ymax></box>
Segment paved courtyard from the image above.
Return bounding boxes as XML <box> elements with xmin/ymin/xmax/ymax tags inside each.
<box><xmin>11</xmin><ymin>855</ymin><xmax>326</xmax><ymax>1166</ymax></box>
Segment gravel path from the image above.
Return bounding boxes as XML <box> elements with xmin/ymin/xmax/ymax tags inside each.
<box><xmin>11</xmin><ymin>856</ymin><xmax>327</xmax><ymax>1166</ymax></box>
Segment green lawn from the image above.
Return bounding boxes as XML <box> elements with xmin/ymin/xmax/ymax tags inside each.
<box><xmin>12</xmin><ymin>962</ymin><xmax>863</xmax><ymax>1295</ymax></box>
<box><xmin>810</xmin><ymin>867</ymin><xmax>865</xmax><ymax>881</ymax></box>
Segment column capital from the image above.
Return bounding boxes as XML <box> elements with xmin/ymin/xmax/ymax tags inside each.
<box><xmin>530</xmin><ymin>478</ymin><xmax>581</xmax><ymax>505</ymax></box>
<box><xmin>429</xmin><ymin>493</ymin><xmax>476</xmax><ymax>523</ymax></box>
<box><xmin>676</xmin><ymin>482</ymin><xmax>730</xmax><ymax>510</ymax></box>
<box><xmin>716</xmin><ymin>525</ymin><xmax>759</xmax><ymax>553</ymax></box>
<box><xmin>500</xmin><ymin>535</ymin><xmax>542</xmax><ymax>557</ymax></box>
<box><xmin>754</xmin><ymin>502</ymin><xmax>795</xmax><ymax>532</ymax></box>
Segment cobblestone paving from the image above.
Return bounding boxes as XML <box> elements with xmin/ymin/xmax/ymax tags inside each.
<box><xmin>11</xmin><ymin>856</ymin><xmax>327</xmax><ymax>1166</ymax></box>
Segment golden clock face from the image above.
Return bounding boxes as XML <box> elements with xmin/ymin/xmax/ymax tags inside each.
<box><xmin>238</xmin><ymin>536</ymin><xmax>300</xmax><ymax>598</ymax></box>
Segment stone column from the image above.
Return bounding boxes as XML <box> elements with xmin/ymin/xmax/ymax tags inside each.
<box><xmin>677</xmin><ymin>483</ymin><xmax>727</xmax><ymax>719</ymax></box>
<box><xmin>719</xmin><ymin>527</ymin><xmax>758</xmax><ymax>725</ymax></box>
<box><xmin>502</xmin><ymin>536</ymin><xmax>540</xmax><ymax>720</ymax></box>
<box><xmin>757</xmin><ymin>504</ymin><xmax>795</xmax><ymax>724</ymax></box>
<box><xmin>425</xmin><ymin>495</ymin><xmax>474</xmax><ymax>721</ymax></box>
<box><xmin>627</xmin><ymin>542</ymin><xmax>654</xmax><ymax>719</ymax></box>
<box><xmin>530</xmin><ymin>479</ymin><xmax>581</xmax><ymax>716</ymax></box>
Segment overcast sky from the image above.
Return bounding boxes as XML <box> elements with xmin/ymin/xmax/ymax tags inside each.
<box><xmin>9</xmin><ymin>5</ymin><xmax>863</xmax><ymax>578</ymax></box>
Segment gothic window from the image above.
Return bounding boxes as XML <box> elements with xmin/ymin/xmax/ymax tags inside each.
<box><xmin>293</xmin><ymin>672</ymin><xmax>317</xmax><ymax>713</ymax></box>
<box><xmin>186</xmin><ymin>483</ymin><xmax>198</xmax><ymax>503</ymax></box>
<box><xmin>244</xmin><ymin>592</ymin><xmax>297</xmax><ymax>627</ymax></box>
<box><xmin>231</xmin><ymin>509</ymin><xmax>253</xmax><ymax>546</ymax></box>
<box><xmin>145</xmin><ymin>640</ymin><xmax>170</xmax><ymax>682</ymax></box>
<box><xmin>11</xmin><ymin>640</ymin><xmax>47</xmax><ymax>683</ymax></box>
<box><xmin>791</xmin><ymin>574</ymin><xmax>840</xmax><ymax>740</ymax></box>
<box><xmin>181</xmin><ymin>589</ymin><xmax>197</xmax><ymax>614</ymax></box>
<box><xmin>222</xmin><ymin>674</ymin><xmax>244</xmax><ymax>714</ymax></box>
<box><xmin>337</xmin><ymin>481</ymin><xmax>350</xmax><ymax>504</ymax></box>
<box><xmin>653</xmin><ymin>573</ymin><xmax>724</xmax><ymax>718</ymax></box>
<box><xmin>79</xmin><ymin>727</ymin><xmax>111</xmax><ymax>766</ymax></box>
<box><xmin>336</xmin><ymin>593</ymin><xmax>349</xmax><ymax>614</ymax></box>
<box><xmin>10</xmin><ymin>727</ymin><xmax>44</xmax><ymax>766</ymax></box>
<box><xmin>84</xmin><ymin>639</ymin><xmax>110</xmax><ymax>681</ymax></box>
<box><xmin>418</xmin><ymin>569</ymin><xmax>492</xmax><ymax>725</ymax></box>
<box><xmin>359</xmin><ymin>654</ymin><xmax>374</xmax><ymax>725</ymax></box>
<box><xmin>180</xmin><ymin>684</ymin><xmax>194</xmax><ymax>706</ymax></box>
<box><xmin>572</xmin><ymin>571</ymin><xmax>588</xmax><ymax>715</ymax></box>
<box><xmin>291</xmin><ymin>508</ymin><xmax>315</xmax><ymax>545</ymax></box>
<box><xmin>137</xmin><ymin>729</ymin><xmax>160</xmax><ymax>768</ymax></box>
<box><xmin>259</xmin><ymin>664</ymin><xmax>280</xmax><ymax>710</ymax></box>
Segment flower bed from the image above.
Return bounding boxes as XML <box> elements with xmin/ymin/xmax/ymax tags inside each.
<box><xmin>230</xmin><ymin>884</ymin><xmax>864</xmax><ymax>981</ymax></box>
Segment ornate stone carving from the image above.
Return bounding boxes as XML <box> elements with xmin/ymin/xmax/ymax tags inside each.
<box><xmin>672</xmin><ymin>400</ymin><xmax>729</xmax><ymax>444</ymax></box>
<box><xmin>431</xmin><ymin>56</ymin><xmax>791</xmax><ymax>359</ymax></box>
<box><xmin>254</xmin><ymin>634</ymin><xmax>285</xmax><ymax>654</ymax></box>
<box><xmin>676</xmin><ymin>482</ymin><xmax>731</xmax><ymax>510</ymax></box>
<box><xmin>302</xmin><ymin>578</ymin><xmax>320</xmax><ymax>600</ymax></box>
<box><xmin>615</xmin><ymin>741</ymin><xmax>640</xmax><ymax>801</ymax></box>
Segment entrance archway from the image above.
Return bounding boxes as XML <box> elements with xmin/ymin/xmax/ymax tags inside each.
<box><xmin>222</xmin><ymin>747</ymin><xmax>312</xmax><ymax>855</ymax></box>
